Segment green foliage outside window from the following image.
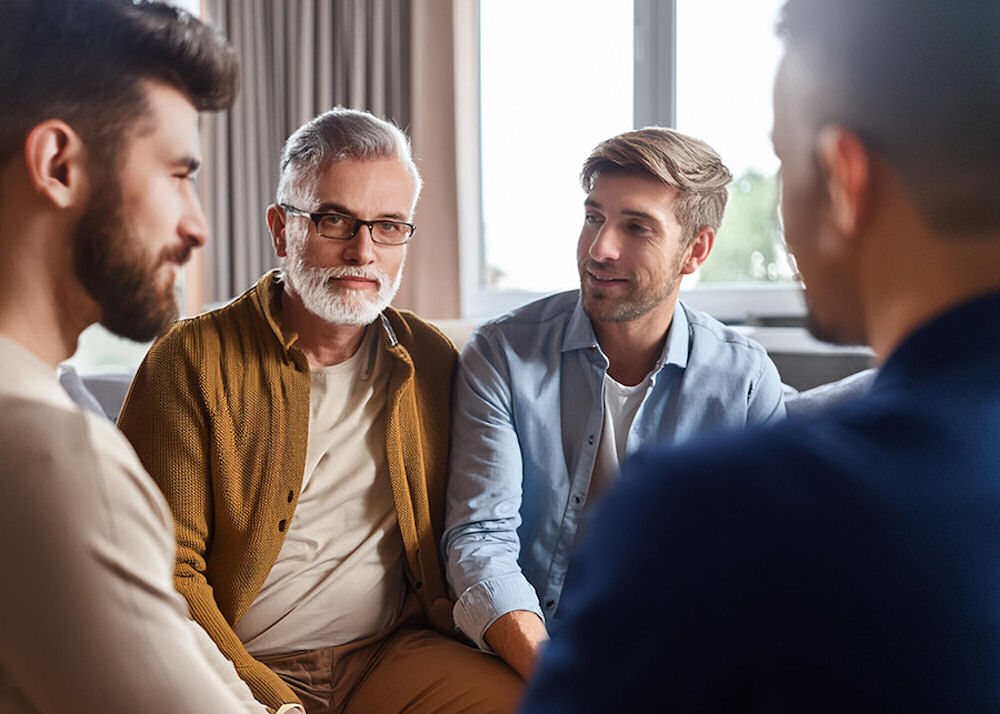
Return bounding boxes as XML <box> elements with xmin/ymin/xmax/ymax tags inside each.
<box><xmin>700</xmin><ymin>170</ymin><xmax>793</xmax><ymax>284</ymax></box>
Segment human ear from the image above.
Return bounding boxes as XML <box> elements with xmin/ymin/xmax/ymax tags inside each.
<box><xmin>815</xmin><ymin>125</ymin><xmax>872</xmax><ymax>237</ymax></box>
<box><xmin>680</xmin><ymin>227</ymin><xmax>715</xmax><ymax>274</ymax></box>
<box><xmin>266</xmin><ymin>203</ymin><xmax>288</xmax><ymax>258</ymax></box>
<box><xmin>23</xmin><ymin>120</ymin><xmax>89</xmax><ymax>210</ymax></box>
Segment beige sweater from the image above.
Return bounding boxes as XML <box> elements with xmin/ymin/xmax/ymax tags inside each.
<box><xmin>119</xmin><ymin>272</ymin><xmax>458</xmax><ymax>710</ymax></box>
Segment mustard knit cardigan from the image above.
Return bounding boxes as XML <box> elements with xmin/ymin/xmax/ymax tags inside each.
<box><xmin>119</xmin><ymin>271</ymin><xmax>458</xmax><ymax>710</ymax></box>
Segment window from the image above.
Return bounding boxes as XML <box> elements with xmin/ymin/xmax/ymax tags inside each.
<box><xmin>470</xmin><ymin>0</ymin><xmax>802</xmax><ymax>322</ymax></box>
<box><xmin>478</xmin><ymin>0</ymin><xmax>634</xmax><ymax>296</ymax></box>
<box><xmin>674</xmin><ymin>0</ymin><xmax>792</xmax><ymax>287</ymax></box>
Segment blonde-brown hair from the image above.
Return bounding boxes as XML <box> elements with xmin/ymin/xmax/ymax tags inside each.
<box><xmin>581</xmin><ymin>127</ymin><xmax>732</xmax><ymax>243</ymax></box>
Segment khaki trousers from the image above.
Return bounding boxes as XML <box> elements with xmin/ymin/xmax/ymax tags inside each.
<box><xmin>257</xmin><ymin>596</ymin><xmax>523</xmax><ymax>714</ymax></box>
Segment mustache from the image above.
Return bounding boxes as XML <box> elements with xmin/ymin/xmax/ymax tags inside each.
<box><xmin>579</xmin><ymin>258</ymin><xmax>631</xmax><ymax>280</ymax></box>
<box><xmin>316</xmin><ymin>264</ymin><xmax>389</xmax><ymax>289</ymax></box>
<box><xmin>161</xmin><ymin>243</ymin><xmax>193</xmax><ymax>267</ymax></box>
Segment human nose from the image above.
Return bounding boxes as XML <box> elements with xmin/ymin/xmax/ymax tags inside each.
<box><xmin>180</xmin><ymin>192</ymin><xmax>209</xmax><ymax>249</ymax></box>
<box><xmin>341</xmin><ymin>223</ymin><xmax>377</xmax><ymax>264</ymax></box>
<box><xmin>587</xmin><ymin>223</ymin><xmax>622</xmax><ymax>263</ymax></box>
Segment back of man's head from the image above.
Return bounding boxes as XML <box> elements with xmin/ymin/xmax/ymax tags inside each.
<box><xmin>0</xmin><ymin>0</ymin><xmax>239</xmax><ymax>173</ymax></box>
<box><xmin>276</xmin><ymin>108</ymin><xmax>422</xmax><ymax>206</ymax></box>
<box><xmin>778</xmin><ymin>0</ymin><xmax>1000</xmax><ymax>235</ymax></box>
<box><xmin>580</xmin><ymin>127</ymin><xmax>732</xmax><ymax>245</ymax></box>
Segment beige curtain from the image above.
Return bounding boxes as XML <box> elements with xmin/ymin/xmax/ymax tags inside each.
<box><xmin>199</xmin><ymin>0</ymin><xmax>413</xmax><ymax>303</ymax></box>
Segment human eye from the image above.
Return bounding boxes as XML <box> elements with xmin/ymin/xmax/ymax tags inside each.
<box><xmin>376</xmin><ymin>221</ymin><xmax>403</xmax><ymax>234</ymax></box>
<box><xmin>583</xmin><ymin>213</ymin><xmax>603</xmax><ymax>226</ymax></box>
<box><xmin>317</xmin><ymin>213</ymin><xmax>353</xmax><ymax>237</ymax></box>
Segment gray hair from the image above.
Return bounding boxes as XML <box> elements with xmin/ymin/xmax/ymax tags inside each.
<box><xmin>276</xmin><ymin>107</ymin><xmax>421</xmax><ymax>205</ymax></box>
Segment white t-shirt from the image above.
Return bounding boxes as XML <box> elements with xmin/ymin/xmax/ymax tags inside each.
<box><xmin>587</xmin><ymin>372</ymin><xmax>652</xmax><ymax>511</ymax></box>
<box><xmin>236</xmin><ymin>326</ymin><xmax>406</xmax><ymax>656</ymax></box>
<box><xmin>0</xmin><ymin>336</ymin><xmax>267</xmax><ymax>714</ymax></box>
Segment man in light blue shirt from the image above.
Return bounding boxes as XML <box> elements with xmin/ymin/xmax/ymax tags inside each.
<box><xmin>443</xmin><ymin>127</ymin><xmax>785</xmax><ymax>679</ymax></box>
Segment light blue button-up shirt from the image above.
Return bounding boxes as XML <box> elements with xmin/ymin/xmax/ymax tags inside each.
<box><xmin>443</xmin><ymin>290</ymin><xmax>785</xmax><ymax>649</ymax></box>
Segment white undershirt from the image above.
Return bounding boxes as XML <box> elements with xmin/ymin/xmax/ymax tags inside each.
<box><xmin>587</xmin><ymin>372</ymin><xmax>651</xmax><ymax>512</ymax></box>
<box><xmin>236</xmin><ymin>326</ymin><xmax>405</xmax><ymax>656</ymax></box>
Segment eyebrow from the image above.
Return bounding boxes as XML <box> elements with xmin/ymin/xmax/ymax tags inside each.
<box><xmin>584</xmin><ymin>198</ymin><xmax>660</xmax><ymax>224</ymax></box>
<box><xmin>620</xmin><ymin>209</ymin><xmax>659</xmax><ymax>223</ymax></box>
<box><xmin>313</xmin><ymin>201</ymin><xmax>408</xmax><ymax>221</ymax></box>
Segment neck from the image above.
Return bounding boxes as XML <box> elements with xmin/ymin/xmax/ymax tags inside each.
<box><xmin>0</xmin><ymin>210</ymin><xmax>97</xmax><ymax>368</ymax></box>
<box><xmin>861</xmin><ymin>225</ymin><xmax>1000</xmax><ymax>361</ymax></box>
<box><xmin>591</xmin><ymin>297</ymin><xmax>676</xmax><ymax>386</ymax></box>
<box><xmin>280</xmin><ymin>286</ymin><xmax>370</xmax><ymax>369</ymax></box>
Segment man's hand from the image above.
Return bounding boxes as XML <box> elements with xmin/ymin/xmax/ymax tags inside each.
<box><xmin>484</xmin><ymin>610</ymin><xmax>549</xmax><ymax>680</ymax></box>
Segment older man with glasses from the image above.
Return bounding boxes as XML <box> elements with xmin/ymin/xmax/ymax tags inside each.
<box><xmin>119</xmin><ymin>108</ymin><xmax>521</xmax><ymax>714</ymax></box>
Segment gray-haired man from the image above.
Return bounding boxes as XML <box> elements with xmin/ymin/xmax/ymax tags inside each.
<box><xmin>119</xmin><ymin>108</ymin><xmax>521</xmax><ymax>713</ymax></box>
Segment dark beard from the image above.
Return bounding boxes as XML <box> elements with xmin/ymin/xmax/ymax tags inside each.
<box><xmin>71</xmin><ymin>169</ymin><xmax>185</xmax><ymax>342</ymax></box>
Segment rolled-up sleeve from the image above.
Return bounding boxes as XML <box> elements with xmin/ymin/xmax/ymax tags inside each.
<box><xmin>442</xmin><ymin>328</ymin><xmax>545</xmax><ymax>650</ymax></box>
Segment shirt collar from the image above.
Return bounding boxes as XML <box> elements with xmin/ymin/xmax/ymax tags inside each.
<box><xmin>661</xmin><ymin>300</ymin><xmax>690</xmax><ymax>370</ymax></box>
<box><xmin>562</xmin><ymin>293</ymin><xmax>691</xmax><ymax>371</ymax></box>
<box><xmin>0</xmin><ymin>335</ymin><xmax>75</xmax><ymax>410</ymax></box>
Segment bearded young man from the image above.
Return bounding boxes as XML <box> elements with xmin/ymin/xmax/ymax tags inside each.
<box><xmin>442</xmin><ymin>128</ymin><xmax>785</xmax><ymax>680</ymax></box>
<box><xmin>521</xmin><ymin>1</ymin><xmax>1000</xmax><ymax>712</ymax></box>
<box><xmin>0</xmin><ymin>1</ymin><xmax>293</xmax><ymax>712</ymax></box>
<box><xmin>118</xmin><ymin>108</ymin><xmax>521</xmax><ymax>714</ymax></box>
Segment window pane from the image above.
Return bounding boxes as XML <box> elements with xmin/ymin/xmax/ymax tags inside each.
<box><xmin>675</xmin><ymin>0</ymin><xmax>794</xmax><ymax>285</ymax></box>
<box><xmin>479</xmin><ymin>0</ymin><xmax>633</xmax><ymax>292</ymax></box>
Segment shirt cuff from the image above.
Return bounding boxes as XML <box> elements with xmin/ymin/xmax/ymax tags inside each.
<box><xmin>275</xmin><ymin>705</ymin><xmax>305</xmax><ymax>713</ymax></box>
<box><xmin>453</xmin><ymin>572</ymin><xmax>545</xmax><ymax>651</ymax></box>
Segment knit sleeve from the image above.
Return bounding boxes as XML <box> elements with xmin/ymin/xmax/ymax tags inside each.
<box><xmin>118</xmin><ymin>322</ymin><xmax>301</xmax><ymax>711</ymax></box>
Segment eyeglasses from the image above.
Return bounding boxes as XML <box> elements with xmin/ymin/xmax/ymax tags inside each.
<box><xmin>280</xmin><ymin>203</ymin><xmax>416</xmax><ymax>246</ymax></box>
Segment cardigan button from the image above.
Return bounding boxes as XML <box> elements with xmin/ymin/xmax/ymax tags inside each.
<box><xmin>414</xmin><ymin>580</ymin><xmax>424</xmax><ymax>591</ymax></box>
<box><xmin>278</xmin><ymin>519</ymin><xmax>287</xmax><ymax>532</ymax></box>
<box><xmin>287</xmin><ymin>490</ymin><xmax>294</xmax><ymax>503</ymax></box>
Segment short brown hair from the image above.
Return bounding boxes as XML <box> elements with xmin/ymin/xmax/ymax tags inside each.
<box><xmin>581</xmin><ymin>127</ymin><xmax>732</xmax><ymax>243</ymax></box>
<box><xmin>0</xmin><ymin>0</ymin><xmax>239</xmax><ymax>170</ymax></box>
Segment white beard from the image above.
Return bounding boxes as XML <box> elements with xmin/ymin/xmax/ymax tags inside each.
<box><xmin>282</xmin><ymin>245</ymin><xmax>404</xmax><ymax>326</ymax></box>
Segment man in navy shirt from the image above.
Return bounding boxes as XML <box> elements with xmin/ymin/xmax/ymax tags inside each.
<box><xmin>522</xmin><ymin>1</ymin><xmax>1000</xmax><ymax>711</ymax></box>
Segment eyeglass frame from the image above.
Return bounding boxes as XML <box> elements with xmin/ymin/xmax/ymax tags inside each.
<box><xmin>279</xmin><ymin>203</ymin><xmax>416</xmax><ymax>246</ymax></box>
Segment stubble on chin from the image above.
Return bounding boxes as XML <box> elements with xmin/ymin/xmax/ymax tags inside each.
<box><xmin>579</xmin><ymin>270</ymin><xmax>675</xmax><ymax>325</ymax></box>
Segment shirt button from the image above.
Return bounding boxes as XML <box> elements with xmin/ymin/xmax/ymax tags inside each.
<box><xmin>278</xmin><ymin>519</ymin><xmax>287</xmax><ymax>532</ymax></box>
<box><xmin>573</xmin><ymin>495</ymin><xmax>582</xmax><ymax>504</ymax></box>
<box><xmin>287</xmin><ymin>490</ymin><xmax>294</xmax><ymax>503</ymax></box>
<box><xmin>587</xmin><ymin>435</ymin><xmax>595</xmax><ymax>445</ymax></box>
<box><xmin>414</xmin><ymin>580</ymin><xmax>424</xmax><ymax>591</ymax></box>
